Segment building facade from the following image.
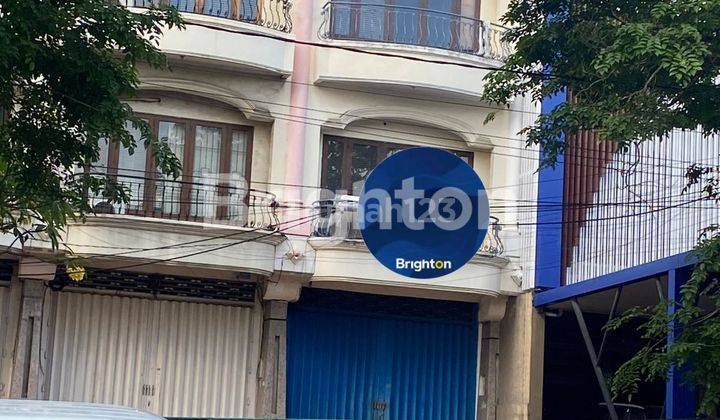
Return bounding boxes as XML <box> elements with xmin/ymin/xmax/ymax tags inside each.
<box><xmin>534</xmin><ymin>91</ymin><xmax>719</xmax><ymax>419</ymax></box>
<box><xmin>0</xmin><ymin>1</ymin><xmax>544</xmax><ymax>419</ymax></box>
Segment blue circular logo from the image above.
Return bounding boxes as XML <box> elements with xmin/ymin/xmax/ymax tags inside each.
<box><xmin>359</xmin><ymin>147</ymin><xmax>489</xmax><ymax>279</ymax></box>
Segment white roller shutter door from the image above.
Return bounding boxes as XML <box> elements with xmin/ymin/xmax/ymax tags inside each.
<box><xmin>48</xmin><ymin>292</ymin><xmax>260</xmax><ymax>418</ymax></box>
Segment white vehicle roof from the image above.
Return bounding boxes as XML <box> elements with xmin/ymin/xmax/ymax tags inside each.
<box><xmin>0</xmin><ymin>400</ymin><xmax>164</xmax><ymax>420</ymax></box>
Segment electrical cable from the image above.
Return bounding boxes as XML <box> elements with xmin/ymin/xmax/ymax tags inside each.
<box><xmin>139</xmin><ymin>80</ymin><xmax>707</xmax><ymax>172</ymax></box>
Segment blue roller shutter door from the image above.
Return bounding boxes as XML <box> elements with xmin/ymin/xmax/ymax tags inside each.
<box><xmin>287</xmin><ymin>289</ymin><xmax>478</xmax><ymax>420</ymax></box>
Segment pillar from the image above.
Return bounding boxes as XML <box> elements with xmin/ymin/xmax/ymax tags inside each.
<box><xmin>282</xmin><ymin>0</ymin><xmax>314</xmax><ymax>235</ymax></box>
<box><xmin>478</xmin><ymin>296</ymin><xmax>507</xmax><ymax>420</ymax></box>
<box><xmin>256</xmin><ymin>300</ymin><xmax>288</xmax><ymax>418</ymax></box>
<box><xmin>497</xmin><ymin>293</ymin><xmax>546</xmax><ymax>420</ymax></box>
<box><xmin>0</xmin><ymin>267</ymin><xmax>22</xmax><ymax>397</ymax></box>
<box><xmin>479</xmin><ymin>320</ymin><xmax>501</xmax><ymax>420</ymax></box>
<box><xmin>9</xmin><ymin>257</ymin><xmax>56</xmax><ymax>399</ymax></box>
<box><xmin>255</xmin><ymin>274</ymin><xmax>304</xmax><ymax>418</ymax></box>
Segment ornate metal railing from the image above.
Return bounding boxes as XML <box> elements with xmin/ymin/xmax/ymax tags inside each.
<box><xmin>90</xmin><ymin>173</ymin><xmax>279</xmax><ymax>229</ymax></box>
<box><xmin>319</xmin><ymin>1</ymin><xmax>511</xmax><ymax>61</ymax></box>
<box><xmin>312</xmin><ymin>197</ymin><xmax>363</xmax><ymax>240</ymax></box>
<box><xmin>124</xmin><ymin>0</ymin><xmax>292</xmax><ymax>32</ymax></box>
<box><xmin>312</xmin><ymin>198</ymin><xmax>505</xmax><ymax>257</ymax></box>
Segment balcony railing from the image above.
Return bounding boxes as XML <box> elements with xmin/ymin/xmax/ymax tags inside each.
<box><xmin>319</xmin><ymin>1</ymin><xmax>512</xmax><ymax>61</ymax></box>
<box><xmin>90</xmin><ymin>174</ymin><xmax>279</xmax><ymax>229</ymax></box>
<box><xmin>312</xmin><ymin>198</ymin><xmax>505</xmax><ymax>257</ymax></box>
<box><xmin>124</xmin><ymin>0</ymin><xmax>292</xmax><ymax>32</ymax></box>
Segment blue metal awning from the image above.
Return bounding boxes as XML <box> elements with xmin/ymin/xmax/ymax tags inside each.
<box><xmin>534</xmin><ymin>251</ymin><xmax>696</xmax><ymax>307</ymax></box>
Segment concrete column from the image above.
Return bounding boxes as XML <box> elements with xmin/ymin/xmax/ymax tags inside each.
<box><xmin>282</xmin><ymin>0</ymin><xmax>314</xmax><ymax>235</ymax></box>
<box><xmin>478</xmin><ymin>320</ymin><xmax>501</xmax><ymax>420</ymax></box>
<box><xmin>9</xmin><ymin>279</ymin><xmax>46</xmax><ymax>399</ymax></box>
<box><xmin>9</xmin><ymin>258</ymin><xmax>56</xmax><ymax>399</ymax></box>
<box><xmin>477</xmin><ymin>295</ymin><xmax>507</xmax><ymax>420</ymax></box>
<box><xmin>256</xmin><ymin>300</ymin><xmax>288</xmax><ymax>418</ymax></box>
<box><xmin>255</xmin><ymin>272</ymin><xmax>304</xmax><ymax>418</ymax></box>
<box><xmin>0</xmin><ymin>271</ymin><xmax>22</xmax><ymax>397</ymax></box>
<box><xmin>497</xmin><ymin>293</ymin><xmax>546</xmax><ymax>420</ymax></box>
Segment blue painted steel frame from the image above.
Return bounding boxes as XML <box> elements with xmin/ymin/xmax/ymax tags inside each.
<box><xmin>666</xmin><ymin>267</ymin><xmax>696</xmax><ymax>418</ymax></box>
<box><xmin>535</xmin><ymin>253</ymin><xmax>699</xmax><ymax>418</ymax></box>
<box><xmin>533</xmin><ymin>251</ymin><xmax>696</xmax><ymax>307</ymax></box>
<box><xmin>534</xmin><ymin>90</ymin><xmax>567</xmax><ymax>289</ymax></box>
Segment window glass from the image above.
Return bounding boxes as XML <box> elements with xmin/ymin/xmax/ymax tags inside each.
<box><xmin>322</xmin><ymin>137</ymin><xmax>473</xmax><ymax>196</ymax></box>
<box><xmin>228</xmin><ymin>130</ymin><xmax>250</xmax><ymax>220</ymax></box>
<box><xmin>386</xmin><ymin>146</ymin><xmax>405</xmax><ymax>157</ymax></box>
<box><xmin>351</xmin><ymin>143</ymin><xmax>378</xmax><ymax>195</ymax></box>
<box><xmin>425</xmin><ymin>0</ymin><xmax>455</xmax><ymax>49</ymax></box>
<box><xmin>329</xmin><ymin>0</ymin><xmax>479</xmax><ymax>52</ymax></box>
<box><xmin>230</xmin><ymin>130</ymin><xmax>249</xmax><ymax>179</ymax></box>
<box><xmin>203</xmin><ymin>0</ymin><xmax>230</xmax><ymax>17</ymax></box>
<box><xmin>240</xmin><ymin>0</ymin><xmax>258</xmax><ymax>20</ymax></box>
<box><xmin>117</xmin><ymin>121</ymin><xmax>148</xmax><ymax>212</ymax></box>
<box><xmin>94</xmin><ymin>138</ymin><xmax>110</xmax><ymax>174</ymax></box>
<box><xmin>456</xmin><ymin>153</ymin><xmax>471</xmax><ymax>165</ymax></box>
<box><xmin>89</xmin><ymin>137</ymin><xmax>111</xmax><ymax>213</ymax></box>
<box><xmin>168</xmin><ymin>0</ymin><xmax>194</xmax><ymax>13</ymax></box>
<box><xmin>357</xmin><ymin>0</ymin><xmax>386</xmax><ymax>41</ymax></box>
<box><xmin>331</xmin><ymin>0</ymin><xmax>353</xmax><ymax>37</ymax></box>
<box><xmin>324</xmin><ymin>138</ymin><xmax>345</xmax><ymax>193</ymax></box>
<box><xmin>155</xmin><ymin>121</ymin><xmax>185</xmax><ymax>215</ymax></box>
<box><xmin>192</xmin><ymin>125</ymin><xmax>222</xmax><ymax>219</ymax></box>
<box><xmin>117</xmin><ymin>123</ymin><xmax>147</xmax><ymax>179</ymax></box>
<box><xmin>459</xmin><ymin>0</ymin><xmax>479</xmax><ymax>52</ymax></box>
<box><xmin>392</xmin><ymin>0</ymin><xmax>421</xmax><ymax>45</ymax></box>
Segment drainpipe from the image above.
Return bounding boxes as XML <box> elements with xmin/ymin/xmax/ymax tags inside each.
<box><xmin>283</xmin><ymin>0</ymin><xmax>313</xmax><ymax>235</ymax></box>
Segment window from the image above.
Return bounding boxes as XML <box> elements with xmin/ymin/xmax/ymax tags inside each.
<box><xmin>321</xmin><ymin>136</ymin><xmax>473</xmax><ymax>195</ymax></box>
<box><xmin>329</xmin><ymin>0</ymin><xmax>481</xmax><ymax>53</ymax></box>
<box><xmin>95</xmin><ymin>114</ymin><xmax>252</xmax><ymax>221</ymax></box>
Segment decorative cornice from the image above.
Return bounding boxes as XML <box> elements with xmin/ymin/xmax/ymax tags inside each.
<box><xmin>324</xmin><ymin>106</ymin><xmax>495</xmax><ymax>149</ymax></box>
<box><xmin>138</xmin><ymin>77</ymin><xmax>274</xmax><ymax>122</ymax></box>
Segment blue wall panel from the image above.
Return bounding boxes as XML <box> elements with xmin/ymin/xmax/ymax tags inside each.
<box><xmin>287</xmin><ymin>290</ymin><xmax>478</xmax><ymax>420</ymax></box>
<box><xmin>535</xmin><ymin>89</ymin><xmax>567</xmax><ymax>289</ymax></box>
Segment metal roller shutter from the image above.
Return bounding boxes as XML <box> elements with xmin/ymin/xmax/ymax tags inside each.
<box><xmin>48</xmin><ymin>291</ymin><xmax>260</xmax><ymax>418</ymax></box>
<box><xmin>287</xmin><ymin>289</ymin><xmax>479</xmax><ymax>420</ymax></box>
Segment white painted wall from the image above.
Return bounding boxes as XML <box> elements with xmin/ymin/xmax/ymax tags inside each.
<box><xmin>15</xmin><ymin>1</ymin><xmax>539</xmax><ymax>299</ymax></box>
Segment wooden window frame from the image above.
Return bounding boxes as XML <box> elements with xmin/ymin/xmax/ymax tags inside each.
<box><xmin>103</xmin><ymin>113</ymin><xmax>253</xmax><ymax>220</ymax></box>
<box><xmin>321</xmin><ymin>135</ymin><xmax>474</xmax><ymax>194</ymax></box>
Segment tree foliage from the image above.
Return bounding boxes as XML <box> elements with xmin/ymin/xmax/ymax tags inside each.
<box><xmin>482</xmin><ymin>0</ymin><xmax>720</xmax><ymax>414</ymax></box>
<box><xmin>483</xmin><ymin>0</ymin><xmax>720</xmax><ymax>166</ymax></box>
<box><xmin>0</xmin><ymin>0</ymin><xmax>182</xmax><ymax>248</ymax></box>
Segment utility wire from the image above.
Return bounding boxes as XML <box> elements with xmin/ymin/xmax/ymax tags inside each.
<box><xmin>15</xmin><ymin>211</ymin><xmax>320</xmax><ymax>268</ymax></box>
<box><xmin>140</xmin><ymin>80</ymin><xmax>706</xmax><ymax>173</ymax></box>
<box><xmin>89</xmin><ymin>164</ymin><xmax>709</xmax><ymax>209</ymax></box>
<box><xmin>183</xmin><ymin>20</ymin><xmax>551</xmax><ymax>78</ymax></box>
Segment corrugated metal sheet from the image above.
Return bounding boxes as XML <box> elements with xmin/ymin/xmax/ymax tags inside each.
<box><xmin>48</xmin><ymin>292</ymin><xmax>259</xmax><ymax>418</ymax></box>
<box><xmin>287</xmin><ymin>290</ymin><xmax>478</xmax><ymax>420</ymax></box>
<box><xmin>48</xmin><ymin>293</ymin><xmax>153</xmax><ymax>410</ymax></box>
<box><xmin>565</xmin><ymin>129</ymin><xmax>720</xmax><ymax>283</ymax></box>
<box><xmin>517</xmin><ymin>96</ymin><xmax>541</xmax><ymax>289</ymax></box>
<box><xmin>151</xmin><ymin>298</ymin><xmax>258</xmax><ymax>418</ymax></box>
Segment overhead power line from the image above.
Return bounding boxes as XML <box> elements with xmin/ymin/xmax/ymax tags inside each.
<box><xmin>12</xmin><ymin>211</ymin><xmax>320</xmax><ymax>268</ymax></box>
<box><xmin>85</xmin><ymin>165</ymin><xmax>711</xmax><ymax>212</ymax></box>
<box><xmin>141</xmin><ymin>80</ymin><xmax>705</xmax><ymax>172</ymax></box>
<box><xmin>184</xmin><ymin>21</ymin><xmax>551</xmax><ymax>78</ymax></box>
